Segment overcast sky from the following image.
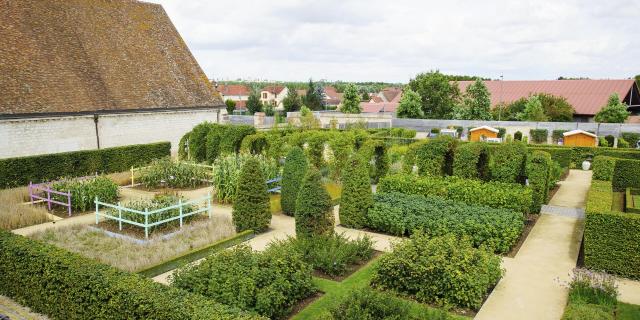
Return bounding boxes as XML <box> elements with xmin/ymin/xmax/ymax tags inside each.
<box><xmin>147</xmin><ymin>0</ymin><xmax>639</xmax><ymax>83</ymax></box>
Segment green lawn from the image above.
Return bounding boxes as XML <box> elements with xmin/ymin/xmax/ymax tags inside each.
<box><xmin>291</xmin><ymin>254</ymin><xmax>469</xmax><ymax>320</ymax></box>
<box><xmin>618</xmin><ymin>302</ymin><xmax>640</xmax><ymax>320</ymax></box>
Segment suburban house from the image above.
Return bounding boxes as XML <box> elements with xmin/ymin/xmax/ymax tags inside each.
<box><xmin>217</xmin><ymin>84</ymin><xmax>251</xmax><ymax>111</ymax></box>
<box><xmin>377</xmin><ymin>87</ymin><xmax>403</xmax><ymax>103</ymax></box>
<box><xmin>323</xmin><ymin>86</ymin><xmax>343</xmax><ymax>107</ymax></box>
<box><xmin>260</xmin><ymin>86</ymin><xmax>289</xmax><ymax>110</ymax></box>
<box><xmin>361</xmin><ymin>87</ymin><xmax>402</xmax><ymax>113</ymax></box>
<box><xmin>0</xmin><ymin>0</ymin><xmax>223</xmax><ymax>158</ymax></box>
<box><xmin>456</xmin><ymin>79</ymin><xmax>640</xmax><ymax>122</ymax></box>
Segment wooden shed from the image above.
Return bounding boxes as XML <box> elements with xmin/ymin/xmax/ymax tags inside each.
<box><xmin>563</xmin><ymin>129</ymin><xmax>597</xmax><ymax>147</ymax></box>
<box><xmin>469</xmin><ymin>126</ymin><xmax>499</xmax><ymax>142</ymax></box>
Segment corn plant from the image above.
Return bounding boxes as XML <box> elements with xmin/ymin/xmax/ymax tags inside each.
<box><xmin>52</xmin><ymin>176</ymin><xmax>119</xmax><ymax>212</ymax></box>
<box><xmin>212</xmin><ymin>154</ymin><xmax>280</xmax><ymax>203</ymax></box>
<box><xmin>138</xmin><ymin>158</ymin><xmax>210</xmax><ymax>189</ymax></box>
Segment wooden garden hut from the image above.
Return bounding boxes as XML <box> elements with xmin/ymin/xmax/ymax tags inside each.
<box><xmin>469</xmin><ymin>126</ymin><xmax>499</xmax><ymax>142</ymax></box>
<box><xmin>563</xmin><ymin>129</ymin><xmax>597</xmax><ymax>147</ymax></box>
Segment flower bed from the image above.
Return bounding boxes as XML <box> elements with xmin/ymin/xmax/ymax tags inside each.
<box><xmin>136</xmin><ymin>158</ymin><xmax>211</xmax><ymax>189</ymax></box>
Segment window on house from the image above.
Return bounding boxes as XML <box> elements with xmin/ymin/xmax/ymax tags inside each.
<box><xmin>262</xmin><ymin>93</ymin><xmax>267</xmax><ymax>99</ymax></box>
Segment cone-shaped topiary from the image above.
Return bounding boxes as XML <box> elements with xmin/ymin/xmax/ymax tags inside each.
<box><xmin>281</xmin><ymin>147</ymin><xmax>308</xmax><ymax>216</ymax></box>
<box><xmin>232</xmin><ymin>157</ymin><xmax>271</xmax><ymax>232</ymax></box>
<box><xmin>339</xmin><ymin>156</ymin><xmax>373</xmax><ymax>228</ymax></box>
<box><xmin>295</xmin><ymin>168</ymin><xmax>334</xmax><ymax>238</ymax></box>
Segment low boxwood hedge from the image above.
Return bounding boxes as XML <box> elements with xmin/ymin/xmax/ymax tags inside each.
<box><xmin>0</xmin><ymin>142</ymin><xmax>170</xmax><ymax>188</ymax></box>
<box><xmin>583</xmin><ymin>180</ymin><xmax>640</xmax><ymax>279</ymax></box>
<box><xmin>592</xmin><ymin>156</ymin><xmax>616</xmax><ymax>181</ymax></box>
<box><xmin>612</xmin><ymin>159</ymin><xmax>640</xmax><ymax>192</ymax></box>
<box><xmin>378</xmin><ymin>173</ymin><xmax>533</xmax><ymax>214</ymax></box>
<box><xmin>367</xmin><ymin>192</ymin><xmax>524</xmax><ymax>253</ymax></box>
<box><xmin>0</xmin><ymin>231</ymin><xmax>261</xmax><ymax>320</ymax></box>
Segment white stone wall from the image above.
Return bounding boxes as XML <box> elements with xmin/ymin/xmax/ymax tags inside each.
<box><xmin>0</xmin><ymin>109</ymin><xmax>219</xmax><ymax>159</ymax></box>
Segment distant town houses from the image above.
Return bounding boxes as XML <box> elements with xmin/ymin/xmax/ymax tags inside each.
<box><xmin>360</xmin><ymin>86</ymin><xmax>403</xmax><ymax>113</ymax></box>
<box><xmin>260</xmin><ymin>85</ymin><xmax>289</xmax><ymax>110</ymax></box>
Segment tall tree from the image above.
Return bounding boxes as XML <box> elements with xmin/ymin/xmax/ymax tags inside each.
<box><xmin>283</xmin><ymin>86</ymin><xmax>303</xmax><ymax>112</ymax></box>
<box><xmin>224</xmin><ymin>99</ymin><xmax>236</xmax><ymax>114</ymax></box>
<box><xmin>340</xmin><ymin>83</ymin><xmax>362</xmax><ymax>114</ymax></box>
<box><xmin>594</xmin><ymin>93</ymin><xmax>630</xmax><ymax>123</ymax></box>
<box><xmin>304</xmin><ymin>79</ymin><xmax>323</xmax><ymax>110</ymax></box>
<box><xmin>407</xmin><ymin>70</ymin><xmax>460</xmax><ymax>119</ymax></box>
<box><xmin>396</xmin><ymin>89</ymin><xmax>424</xmax><ymax>118</ymax></box>
<box><xmin>453</xmin><ymin>79</ymin><xmax>492</xmax><ymax>120</ymax></box>
<box><xmin>362</xmin><ymin>91</ymin><xmax>370</xmax><ymax>101</ymax></box>
<box><xmin>246</xmin><ymin>91</ymin><xmax>263</xmax><ymax>114</ymax></box>
<box><xmin>537</xmin><ymin>93</ymin><xmax>574</xmax><ymax>122</ymax></box>
<box><xmin>519</xmin><ymin>95</ymin><xmax>548</xmax><ymax>121</ymax></box>
<box><xmin>232</xmin><ymin>158</ymin><xmax>271</xmax><ymax>232</ymax></box>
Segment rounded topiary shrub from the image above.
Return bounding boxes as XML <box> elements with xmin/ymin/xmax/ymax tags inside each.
<box><xmin>338</xmin><ymin>156</ymin><xmax>373</xmax><ymax>228</ymax></box>
<box><xmin>371</xmin><ymin>233</ymin><xmax>502</xmax><ymax>310</ymax></box>
<box><xmin>295</xmin><ymin>168</ymin><xmax>334</xmax><ymax>238</ymax></box>
<box><xmin>281</xmin><ymin>147</ymin><xmax>308</xmax><ymax>216</ymax></box>
<box><xmin>232</xmin><ymin>158</ymin><xmax>271</xmax><ymax>232</ymax></box>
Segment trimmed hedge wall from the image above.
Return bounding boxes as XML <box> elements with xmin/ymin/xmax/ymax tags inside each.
<box><xmin>526</xmin><ymin>151</ymin><xmax>552</xmax><ymax>213</ymax></box>
<box><xmin>592</xmin><ymin>156</ymin><xmax>616</xmax><ymax>181</ymax></box>
<box><xmin>489</xmin><ymin>142</ymin><xmax>527</xmax><ymax>183</ymax></box>
<box><xmin>612</xmin><ymin>159</ymin><xmax>640</xmax><ymax>192</ymax></box>
<box><xmin>452</xmin><ymin>142</ymin><xmax>489</xmax><ymax>180</ymax></box>
<box><xmin>415</xmin><ymin>136</ymin><xmax>457</xmax><ymax>176</ymax></box>
<box><xmin>0</xmin><ymin>142</ymin><xmax>170</xmax><ymax>188</ymax></box>
<box><xmin>626</xmin><ymin>188</ymin><xmax>640</xmax><ymax>214</ymax></box>
<box><xmin>367</xmin><ymin>192</ymin><xmax>524</xmax><ymax>253</ymax></box>
<box><xmin>529</xmin><ymin>129</ymin><xmax>548</xmax><ymax>144</ymax></box>
<box><xmin>584</xmin><ymin>180</ymin><xmax>640</xmax><ymax>279</ymax></box>
<box><xmin>378</xmin><ymin>173</ymin><xmax>533</xmax><ymax>214</ymax></box>
<box><xmin>0</xmin><ymin>231</ymin><xmax>261</xmax><ymax>320</ymax></box>
<box><xmin>527</xmin><ymin>146</ymin><xmax>572</xmax><ymax>169</ymax></box>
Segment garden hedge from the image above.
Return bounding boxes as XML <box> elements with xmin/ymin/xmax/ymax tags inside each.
<box><xmin>526</xmin><ymin>151</ymin><xmax>552</xmax><ymax>213</ymax></box>
<box><xmin>527</xmin><ymin>146</ymin><xmax>572</xmax><ymax>168</ymax></box>
<box><xmin>232</xmin><ymin>158</ymin><xmax>271</xmax><ymax>232</ymax></box>
<box><xmin>359</xmin><ymin>138</ymin><xmax>389</xmax><ymax>183</ymax></box>
<box><xmin>626</xmin><ymin>188</ymin><xmax>640</xmax><ymax>214</ymax></box>
<box><xmin>592</xmin><ymin>156</ymin><xmax>616</xmax><ymax>181</ymax></box>
<box><xmin>572</xmin><ymin>146</ymin><xmax>640</xmax><ymax>166</ymax></box>
<box><xmin>529</xmin><ymin>129</ymin><xmax>548</xmax><ymax>144</ymax></box>
<box><xmin>612</xmin><ymin>158</ymin><xmax>640</xmax><ymax>192</ymax></box>
<box><xmin>185</xmin><ymin>123</ymin><xmax>256</xmax><ymax>163</ymax></box>
<box><xmin>621</xmin><ymin>132</ymin><xmax>640</xmax><ymax>147</ymax></box>
<box><xmin>552</xmin><ymin>129</ymin><xmax>568</xmax><ymax>143</ymax></box>
<box><xmin>0</xmin><ymin>231</ymin><xmax>261</xmax><ymax>320</ymax></box>
<box><xmin>0</xmin><ymin>142</ymin><xmax>170</xmax><ymax>188</ymax></box>
<box><xmin>490</xmin><ymin>142</ymin><xmax>527</xmax><ymax>183</ymax></box>
<box><xmin>583</xmin><ymin>180</ymin><xmax>640</xmax><ymax>279</ymax></box>
<box><xmin>415</xmin><ymin>136</ymin><xmax>457</xmax><ymax>176</ymax></box>
<box><xmin>452</xmin><ymin>142</ymin><xmax>489</xmax><ymax>180</ymax></box>
<box><xmin>367</xmin><ymin>192</ymin><xmax>524</xmax><ymax>253</ymax></box>
<box><xmin>339</xmin><ymin>156</ymin><xmax>373</xmax><ymax>228</ymax></box>
<box><xmin>281</xmin><ymin>147</ymin><xmax>308</xmax><ymax>216</ymax></box>
<box><xmin>378</xmin><ymin>174</ymin><xmax>533</xmax><ymax>214</ymax></box>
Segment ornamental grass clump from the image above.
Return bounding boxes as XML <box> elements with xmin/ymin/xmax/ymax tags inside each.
<box><xmin>138</xmin><ymin>157</ymin><xmax>209</xmax><ymax>189</ymax></box>
<box><xmin>281</xmin><ymin>147</ymin><xmax>308</xmax><ymax>216</ymax></box>
<box><xmin>371</xmin><ymin>233</ymin><xmax>502</xmax><ymax>310</ymax></box>
<box><xmin>295</xmin><ymin>168</ymin><xmax>334</xmax><ymax>238</ymax></box>
<box><xmin>339</xmin><ymin>156</ymin><xmax>373</xmax><ymax>228</ymax></box>
<box><xmin>232</xmin><ymin>158</ymin><xmax>271</xmax><ymax>233</ymax></box>
<box><xmin>562</xmin><ymin>268</ymin><xmax>619</xmax><ymax>320</ymax></box>
<box><xmin>52</xmin><ymin>176</ymin><xmax>118</xmax><ymax>212</ymax></box>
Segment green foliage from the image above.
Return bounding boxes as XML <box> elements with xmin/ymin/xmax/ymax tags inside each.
<box><xmin>178</xmin><ymin>132</ymin><xmax>190</xmax><ymax>160</ymax></box>
<box><xmin>553</xmin><ymin>130</ymin><xmax>568</xmax><ymax>143</ymax></box>
<box><xmin>295</xmin><ymin>168</ymin><xmax>334</xmax><ymax>237</ymax></box>
<box><xmin>617</xmin><ymin>138</ymin><xmax>629</xmax><ymax>148</ymax></box>
<box><xmin>568</xmin><ymin>269</ymin><xmax>618</xmax><ymax>308</ymax></box>
<box><xmin>407</xmin><ymin>70</ymin><xmax>461</xmax><ymax>119</ymax></box>
<box><xmin>562</xmin><ymin>303</ymin><xmax>613</xmax><ymax>320</ymax></box>
<box><xmin>453</xmin><ymin>79</ymin><xmax>492</xmax><ymax>120</ymax></box>
<box><xmin>529</xmin><ymin>129</ymin><xmax>548</xmax><ymax>144</ymax></box>
<box><xmin>138</xmin><ymin>158</ymin><xmax>209</xmax><ymax>189</ymax></box>
<box><xmin>116</xmin><ymin>195</ymin><xmax>198</xmax><ymax>234</ymax></box>
<box><xmin>571</xmin><ymin>146</ymin><xmax>640</xmax><ymax>166</ymax></box>
<box><xmin>378</xmin><ymin>173</ymin><xmax>533</xmax><ymax>214</ymax></box>
<box><xmin>225</xmin><ymin>99</ymin><xmax>236</xmax><ymax>114</ymax></box>
<box><xmin>368</xmin><ymin>192</ymin><xmax>523</xmax><ymax>253</ymax></box>
<box><xmin>240</xmin><ymin>132</ymin><xmax>269</xmax><ymax>155</ymax></box>
<box><xmin>187</xmin><ymin>123</ymin><xmax>258</xmax><ymax>163</ymax></box>
<box><xmin>189</xmin><ymin>122</ymin><xmax>213</xmax><ymax>162</ymax></box>
<box><xmin>304</xmin><ymin>79</ymin><xmax>325</xmax><ymax>111</ymax></box>
<box><xmin>599</xmin><ymin>137</ymin><xmax>608</xmax><ymax>147</ymax></box>
<box><xmin>281</xmin><ymin>147</ymin><xmax>308</xmax><ymax>216</ymax></box>
<box><xmin>359</xmin><ymin>139</ymin><xmax>390</xmax><ymax>183</ymax></box>
<box><xmin>212</xmin><ymin>154</ymin><xmax>279</xmax><ymax>204</ymax></box>
<box><xmin>537</xmin><ymin>93</ymin><xmax>575</xmax><ymax>122</ymax></box>
<box><xmin>232</xmin><ymin>158</ymin><xmax>271</xmax><ymax>232</ymax></box>
<box><xmin>514</xmin><ymin>131</ymin><xmax>523</xmax><ymax>141</ymax></box>
<box><xmin>52</xmin><ymin>176</ymin><xmax>118</xmax><ymax>211</ymax></box>
<box><xmin>453</xmin><ymin>142</ymin><xmax>490</xmax><ymax>180</ymax></box>
<box><xmin>371</xmin><ymin>233</ymin><xmax>502</xmax><ymax>310</ymax></box>
<box><xmin>584</xmin><ymin>180</ymin><xmax>640</xmax><ymax>279</ymax></box>
<box><xmin>305</xmin><ymin>131</ymin><xmax>329</xmax><ymax>168</ymax></box>
<box><xmin>340</xmin><ymin>83</ymin><xmax>362</xmax><ymax>113</ymax></box>
<box><xmin>0</xmin><ymin>142</ymin><xmax>170</xmax><ymax>189</ymax></box>
<box><xmin>219</xmin><ymin>125</ymin><xmax>257</xmax><ymax>155</ymax></box>
<box><xmin>324</xmin><ymin>288</ymin><xmax>412</xmax><ymax>320</ymax></box>
<box><xmin>519</xmin><ymin>95</ymin><xmax>548</xmax><ymax>121</ymax></box>
<box><xmin>327</xmin><ymin>132</ymin><xmax>356</xmax><ymax>180</ymax></box>
<box><xmin>621</xmin><ymin>132</ymin><xmax>640</xmax><ymax>147</ymax></box>
<box><xmin>496</xmin><ymin>127</ymin><xmax>507</xmax><ymax>138</ymax></box>
<box><xmin>526</xmin><ymin>146</ymin><xmax>573</xmax><ymax>169</ymax></box>
<box><xmin>283</xmin><ymin>85</ymin><xmax>304</xmax><ymax>112</ymax></box>
<box><xmin>592</xmin><ymin>156</ymin><xmax>616</xmax><ymax>181</ymax></box>
<box><xmin>604</xmin><ymin>135</ymin><xmax>615</xmax><ymax>148</ymax></box>
<box><xmin>272</xmin><ymin>233</ymin><xmax>373</xmax><ymax>277</ymax></box>
<box><xmin>246</xmin><ymin>91</ymin><xmax>263</xmax><ymax>114</ymax></box>
<box><xmin>339</xmin><ymin>156</ymin><xmax>373</xmax><ymax>228</ymax></box>
<box><xmin>171</xmin><ymin>244</ymin><xmax>315</xmax><ymax>319</ymax></box>
<box><xmin>299</xmin><ymin>105</ymin><xmax>321</xmax><ymax>129</ymax></box>
<box><xmin>612</xmin><ymin>159</ymin><xmax>640</xmax><ymax>191</ymax></box>
<box><xmin>594</xmin><ymin>93</ymin><xmax>630</xmax><ymax>123</ymax></box>
<box><xmin>0</xmin><ymin>230</ymin><xmax>261</xmax><ymax>320</ymax></box>
<box><xmin>526</xmin><ymin>151</ymin><xmax>552</xmax><ymax>213</ymax></box>
<box><xmin>490</xmin><ymin>142</ymin><xmax>527</xmax><ymax>183</ymax></box>
<box><xmin>415</xmin><ymin>136</ymin><xmax>457</xmax><ymax>176</ymax></box>
<box><xmin>396</xmin><ymin>88</ymin><xmax>424</xmax><ymax>118</ymax></box>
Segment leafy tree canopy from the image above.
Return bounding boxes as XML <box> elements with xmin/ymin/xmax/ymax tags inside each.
<box><xmin>283</xmin><ymin>85</ymin><xmax>303</xmax><ymax>112</ymax></box>
<box><xmin>396</xmin><ymin>89</ymin><xmax>424</xmax><ymax>119</ymax></box>
<box><xmin>246</xmin><ymin>91</ymin><xmax>263</xmax><ymax>114</ymax></box>
<box><xmin>594</xmin><ymin>93</ymin><xmax>630</xmax><ymax>123</ymax></box>
<box><xmin>453</xmin><ymin>79</ymin><xmax>492</xmax><ymax>120</ymax></box>
<box><xmin>224</xmin><ymin>99</ymin><xmax>236</xmax><ymax>114</ymax></box>
<box><xmin>519</xmin><ymin>95</ymin><xmax>548</xmax><ymax>121</ymax></box>
<box><xmin>340</xmin><ymin>83</ymin><xmax>362</xmax><ymax>114</ymax></box>
<box><xmin>407</xmin><ymin>70</ymin><xmax>461</xmax><ymax>119</ymax></box>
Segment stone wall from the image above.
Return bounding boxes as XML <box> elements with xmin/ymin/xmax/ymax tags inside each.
<box><xmin>0</xmin><ymin>109</ymin><xmax>219</xmax><ymax>159</ymax></box>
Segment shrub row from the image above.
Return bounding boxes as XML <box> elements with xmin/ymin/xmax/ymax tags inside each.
<box><xmin>0</xmin><ymin>142</ymin><xmax>170</xmax><ymax>188</ymax></box>
<box><xmin>612</xmin><ymin>158</ymin><xmax>640</xmax><ymax>192</ymax></box>
<box><xmin>0</xmin><ymin>231</ymin><xmax>261</xmax><ymax>320</ymax></box>
<box><xmin>527</xmin><ymin>146</ymin><xmax>572</xmax><ymax>169</ymax></box>
<box><xmin>378</xmin><ymin>173</ymin><xmax>533</xmax><ymax>214</ymax></box>
<box><xmin>621</xmin><ymin>132</ymin><xmax>640</xmax><ymax>147</ymax></box>
<box><xmin>371</xmin><ymin>233</ymin><xmax>502</xmax><ymax>310</ymax></box>
<box><xmin>171</xmin><ymin>244</ymin><xmax>315</xmax><ymax>319</ymax></box>
<box><xmin>184</xmin><ymin>123</ymin><xmax>256</xmax><ymax>163</ymax></box>
<box><xmin>367</xmin><ymin>192</ymin><xmax>523</xmax><ymax>253</ymax></box>
<box><xmin>592</xmin><ymin>156</ymin><xmax>616</xmax><ymax>181</ymax></box>
<box><xmin>489</xmin><ymin>142</ymin><xmax>527</xmax><ymax>183</ymax></box>
<box><xmin>526</xmin><ymin>151</ymin><xmax>552</xmax><ymax>214</ymax></box>
<box><xmin>452</xmin><ymin>142</ymin><xmax>490</xmax><ymax>180</ymax></box>
<box><xmin>415</xmin><ymin>136</ymin><xmax>456</xmax><ymax>176</ymax></box>
<box><xmin>583</xmin><ymin>180</ymin><xmax>640</xmax><ymax>279</ymax></box>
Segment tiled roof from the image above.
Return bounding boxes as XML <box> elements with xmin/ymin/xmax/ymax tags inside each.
<box><xmin>0</xmin><ymin>0</ymin><xmax>221</xmax><ymax>115</ymax></box>
<box><xmin>218</xmin><ymin>84</ymin><xmax>250</xmax><ymax>97</ymax></box>
<box><xmin>380</xmin><ymin>87</ymin><xmax>402</xmax><ymax>102</ymax></box>
<box><xmin>456</xmin><ymin>80</ymin><xmax>636</xmax><ymax>116</ymax></box>
<box><xmin>262</xmin><ymin>86</ymin><xmax>285</xmax><ymax>95</ymax></box>
<box><xmin>360</xmin><ymin>102</ymin><xmax>399</xmax><ymax>113</ymax></box>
